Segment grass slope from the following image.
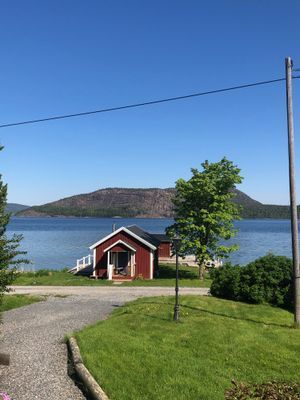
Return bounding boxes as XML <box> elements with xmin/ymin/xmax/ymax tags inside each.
<box><xmin>0</xmin><ymin>294</ymin><xmax>43</xmax><ymax>312</ymax></box>
<box><xmin>13</xmin><ymin>264</ymin><xmax>211</xmax><ymax>287</ymax></box>
<box><xmin>75</xmin><ymin>296</ymin><xmax>300</xmax><ymax>400</ymax></box>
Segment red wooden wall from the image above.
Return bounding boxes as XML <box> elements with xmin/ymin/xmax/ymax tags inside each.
<box><xmin>94</xmin><ymin>231</ymin><xmax>153</xmax><ymax>279</ymax></box>
<box><xmin>158</xmin><ymin>242</ymin><xmax>171</xmax><ymax>258</ymax></box>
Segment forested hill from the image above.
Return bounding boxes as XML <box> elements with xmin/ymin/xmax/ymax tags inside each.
<box><xmin>16</xmin><ymin>188</ymin><xmax>293</xmax><ymax>219</ymax></box>
<box><xmin>17</xmin><ymin>188</ymin><xmax>175</xmax><ymax>218</ymax></box>
<box><xmin>231</xmin><ymin>191</ymin><xmax>292</xmax><ymax>218</ymax></box>
<box><xmin>6</xmin><ymin>203</ymin><xmax>29</xmax><ymax>215</ymax></box>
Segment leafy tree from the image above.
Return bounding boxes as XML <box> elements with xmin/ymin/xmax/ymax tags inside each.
<box><xmin>0</xmin><ymin>146</ymin><xmax>27</xmax><ymax>300</ymax></box>
<box><xmin>167</xmin><ymin>157</ymin><xmax>243</xmax><ymax>279</ymax></box>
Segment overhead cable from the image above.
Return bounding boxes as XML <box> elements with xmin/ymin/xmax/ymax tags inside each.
<box><xmin>0</xmin><ymin>76</ymin><xmax>299</xmax><ymax>129</ymax></box>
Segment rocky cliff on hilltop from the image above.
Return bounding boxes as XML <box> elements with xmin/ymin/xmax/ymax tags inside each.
<box><xmin>16</xmin><ymin>187</ymin><xmax>292</xmax><ymax>219</ymax></box>
<box><xmin>17</xmin><ymin>188</ymin><xmax>175</xmax><ymax>218</ymax></box>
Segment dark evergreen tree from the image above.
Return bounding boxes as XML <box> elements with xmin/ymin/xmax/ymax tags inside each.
<box><xmin>0</xmin><ymin>146</ymin><xmax>27</xmax><ymax>298</ymax></box>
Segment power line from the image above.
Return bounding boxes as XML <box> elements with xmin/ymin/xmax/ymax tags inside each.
<box><xmin>0</xmin><ymin>76</ymin><xmax>299</xmax><ymax>129</ymax></box>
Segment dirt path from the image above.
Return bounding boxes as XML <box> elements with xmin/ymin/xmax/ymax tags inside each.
<box><xmin>8</xmin><ymin>285</ymin><xmax>209</xmax><ymax>297</ymax></box>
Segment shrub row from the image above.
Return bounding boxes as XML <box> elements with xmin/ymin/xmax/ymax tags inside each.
<box><xmin>210</xmin><ymin>254</ymin><xmax>293</xmax><ymax>309</ymax></box>
<box><xmin>225</xmin><ymin>380</ymin><xmax>300</xmax><ymax>399</ymax></box>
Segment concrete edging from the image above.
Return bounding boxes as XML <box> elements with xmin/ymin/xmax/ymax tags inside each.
<box><xmin>68</xmin><ymin>337</ymin><xmax>109</xmax><ymax>400</ymax></box>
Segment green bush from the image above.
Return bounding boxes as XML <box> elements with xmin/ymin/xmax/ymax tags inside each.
<box><xmin>210</xmin><ymin>263</ymin><xmax>242</xmax><ymax>301</ymax></box>
<box><xmin>240</xmin><ymin>254</ymin><xmax>293</xmax><ymax>308</ymax></box>
<box><xmin>210</xmin><ymin>254</ymin><xmax>293</xmax><ymax>309</ymax></box>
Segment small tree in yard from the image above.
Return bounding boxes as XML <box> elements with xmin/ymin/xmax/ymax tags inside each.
<box><xmin>167</xmin><ymin>157</ymin><xmax>243</xmax><ymax>279</ymax></box>
<box><xmin>0</xmin><ymin>146</ymin><xmax>27</xmax><ymax>301</ymax></box>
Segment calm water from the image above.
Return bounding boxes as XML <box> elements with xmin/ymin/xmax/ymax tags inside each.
<box><xmin>7</xmin><ymin>217</ymin><xmax>295</xmax><ymax>270</ymax></box>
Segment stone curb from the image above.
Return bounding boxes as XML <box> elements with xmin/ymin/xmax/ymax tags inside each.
<box><xmin>68</xmin><ymin>337</ymin><xmax>109</xmax><ymax>400</ymax></box>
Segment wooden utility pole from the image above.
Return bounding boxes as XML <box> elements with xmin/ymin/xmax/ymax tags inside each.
<box><xmin>285</xmin><ymin>56</ymin><xmax>300</xmax><ymax>326</ymax></box>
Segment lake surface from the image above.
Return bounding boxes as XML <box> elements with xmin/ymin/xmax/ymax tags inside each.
<box><xmin>7</xmin><ymin>217</ymin><xmax>295</xmax><ymax>270</ymax></box>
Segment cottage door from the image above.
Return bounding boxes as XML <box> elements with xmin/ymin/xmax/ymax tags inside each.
<box><xmin>118</xmin><ymin>252</ymin><xmax>129</xmax><ymax>275</ymax></box>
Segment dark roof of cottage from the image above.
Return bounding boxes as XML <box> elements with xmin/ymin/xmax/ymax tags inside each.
<box><xmin>126</xmin><ymin>225</ymin><xmax>162</xmax><ymax>247</ymax></box>
<box><xmin>151</xmin><ymin>233</ymin><xmax>171</xmax><ymax>243</ymax></box>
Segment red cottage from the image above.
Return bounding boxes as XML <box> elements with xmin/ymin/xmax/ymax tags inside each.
<box><xmin>89</xmin><ymin>225</ymin><xmax>171</xmax><ymax>281</ymax></box>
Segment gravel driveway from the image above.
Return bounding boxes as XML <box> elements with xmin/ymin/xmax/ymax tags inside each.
<box><xmin>0</xmin><ymin>286</ymin><xmax>208</xmax><ymax>400</ymax></box>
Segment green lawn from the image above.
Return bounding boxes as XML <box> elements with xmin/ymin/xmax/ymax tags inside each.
<box><xmin>13</xmin><ymin>269</ymin><xmax>114</xmax><ymax>286</ymax></box>
<box><xmin>0</xmin><ymin>294</ymin><xmax>43</xmax><ymax>312</ymax></box>
<box><xmin>123</xmin><ymin>264</ymin><xmax>211</xmax><ymax>287</ymax></box>
<box><xmin>13</xmin><ymin>264</ymin><xmax>211</xmax><ymax>287</ymax></box>
<box><xmin>75</xmin><ymin>296</ymin><xmax>300</xmax><ymax>400</ymax></box>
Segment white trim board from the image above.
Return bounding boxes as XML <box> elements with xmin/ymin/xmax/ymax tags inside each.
<box><xmin>89</xmin><ymin>226</ymin><xmax>157</xmax><ymax>251</ymax></box>
<box><xmin>92</xmin><ymin>248</ymin><xmax>96</xmax><ymax>277</ymax></box>
<box><xmin>103</xmin><ymin>240</ymin><xmax>137</xmax><ymax>253</ymax></box>
<box><xmin>150</xmin><ymin>250</ymin><xmax>154</xmax><ymax>280</ymax></box>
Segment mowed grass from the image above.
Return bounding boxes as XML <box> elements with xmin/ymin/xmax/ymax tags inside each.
<box><xmin>13</xmin><ymin>264</ymin><xmax>211</xmax><ymax>287</ymax></box>
<box><xmin>0</xmin><ymin>294</ymin><xmax>43</xmax><ymax>312</ymax></box>
<box><xmin>75</xmin><ymin>296</ymin><xmax>300</xmax><ymax>400</ymax></box>
<box><xmin>123</xmin><ymin>264</ymin><xmax>211</xmax><ymax>287</ymax></box>
<box><xmin>13</xmin><ymin>269</ymin><xmax>113</xmax><ymax>286</ymax></box>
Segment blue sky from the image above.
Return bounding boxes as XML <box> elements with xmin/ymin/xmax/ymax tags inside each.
<box><xmin>1</xmin><ymin>0</ymin><xmax>300</xmax><ymax>206</ymax></box>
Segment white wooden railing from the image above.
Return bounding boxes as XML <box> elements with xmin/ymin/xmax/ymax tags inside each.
<box><xmin>68</xmin><ymin>254</ymin><xmax>93</xmax><ymax>273</ymax></box>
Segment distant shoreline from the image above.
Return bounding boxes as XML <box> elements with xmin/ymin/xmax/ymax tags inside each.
<box><xmin>10</xmin><ymin>215</ymin><xmax>293</xmax><ymax>221</ymax></box>
<box><xmin>10</xmin><ymin>215</ymin><xmax>174</xmax><ymax>220</ymax></box>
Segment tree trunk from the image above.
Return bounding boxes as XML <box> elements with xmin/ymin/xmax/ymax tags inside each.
<box><xmin>198</xmin><ymin>263</ymin><xmax>205</xmax><ymax>280</ymax></box>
